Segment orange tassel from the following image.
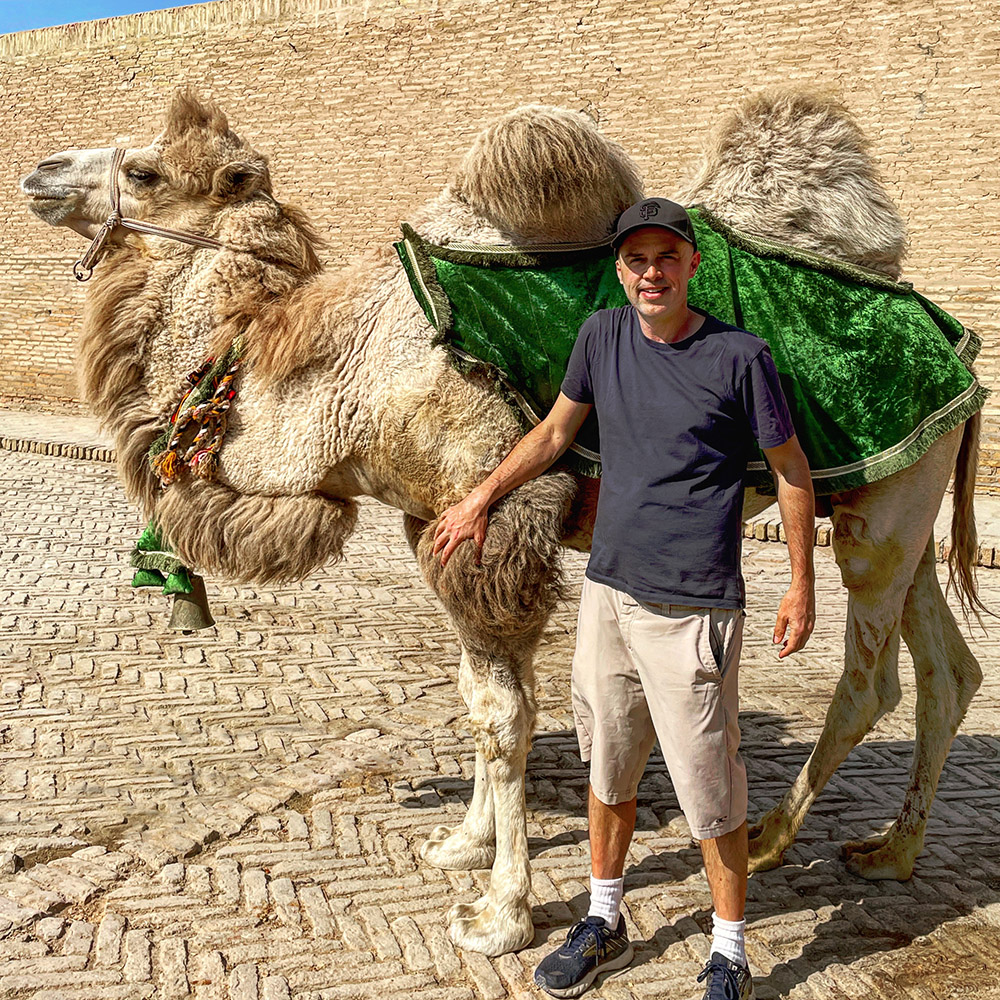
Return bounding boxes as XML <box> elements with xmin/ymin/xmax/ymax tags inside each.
<box><xmin>151</xmin><ymin>450</ymin><xmax>180</xmax><ymax>485</ymax></box>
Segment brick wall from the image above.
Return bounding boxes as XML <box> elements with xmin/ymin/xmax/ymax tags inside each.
<box><xmin>2</xmin><ymin>0</ymin><xmax>998</xmax><ymax>485</ymax></box>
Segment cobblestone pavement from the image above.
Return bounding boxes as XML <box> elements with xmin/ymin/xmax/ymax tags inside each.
<box><xmin>2</xmin><ymin>448</ymin><xmax>1000</xmax><ymax>1000</ymax></box>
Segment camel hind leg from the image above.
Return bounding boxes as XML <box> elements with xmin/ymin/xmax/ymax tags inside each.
<box><xmin>750</xmin><ymin>427</ymin><xmax>962</xmax><ymax>874</ymax></box>
<box><xmin>407</xmin><ymin>472</ymin><xmax>575</xmax><ymax>955</ymax></box>
<box><xmin>840</xmin><ymin>536</ymin><xmax>982</xmax><ymax>878</ymax></box>
<box><xmin>749</xmin><ymin>534</ymin><xmax>908</xmax><ymax>871</ymax></box>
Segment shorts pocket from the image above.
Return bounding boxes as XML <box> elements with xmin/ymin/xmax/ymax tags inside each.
<box><xmin>694</xmin><ymin>611</ymin><xmax>722</xmax><ymax>679</ymax></box>
<box><xmin>707</xmin><ymin>610</ymin><xmax>724</xmax><ymax>671</ymax></box>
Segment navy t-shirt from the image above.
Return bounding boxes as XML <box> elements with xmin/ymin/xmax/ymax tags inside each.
<box><xmin>561</xmin><ymin>306</ymin><xmax>795</xmax><ymax>608</ymax></box>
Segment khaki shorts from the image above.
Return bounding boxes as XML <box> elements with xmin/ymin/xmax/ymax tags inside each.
<box><xmin>571</xmin><ymin>577</ymin><xmax>748</xmax><ymax>841</ymax></box>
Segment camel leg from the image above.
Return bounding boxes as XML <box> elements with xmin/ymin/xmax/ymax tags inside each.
<box><xmin>840</xmin><ymin>537</ymin><xmax>982</xmax><ymax>878</ymax></box>
<box><xmin>402</xmin><ymin>517</ymin><xmax>498</xmax><ymax>870</ymax></box>
<box><xmin>749</xmin><ymin>428</ymin><xmax>962</xmax><ymax>873</ymax></box>
<box><xmin>421</xmin><ymin>647</ymin><xmax>498</xmax><ymax>870</ymax></box>
<box><xmin>749</xmin><ymin>556</ymin><xmax>907</xmax><ymax>871</ymax></box>
<box><xmin>444</xmin><ymin>651</ymin><xmax>536</xmax><ymax>953</ymax></box>
<box><xmin>405</xmin><ymin>474</ymin><xmax>574</xmax><ymax>954</ymax></box>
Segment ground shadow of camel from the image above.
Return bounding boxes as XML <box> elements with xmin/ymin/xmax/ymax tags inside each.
<box><xmin>407</xmin><ymin>710</ymin><xmax>1000</xmax><ymax>996</ymax></box>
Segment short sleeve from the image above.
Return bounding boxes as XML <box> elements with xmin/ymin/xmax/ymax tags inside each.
<box><xmin>740</xmin><ymin>347</ymin><xmax>796</xmax><ymax>449</ymax></box>
<box><xmin>560</xmin><ymin>315</ymin><xmax>596</xmax><ymax>404</ymax></box>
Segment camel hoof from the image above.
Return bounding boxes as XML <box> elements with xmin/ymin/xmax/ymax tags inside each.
<box><xmin>839</xmin><ymin>831</ymin><xmax>890</xmax><ymax>859</ymax></box>
<box><xmin>448</xmin><ymin>896</ymin><xmax>534</xmax><ymax>956</ymax></box>
<box><xmin>420</xmin><ymin>826</ymin><xmax>496</xmax><ymax>871</ymax></box>
<box><xmin>748</xmin><ymin>813</ymin><xmax>789</xmax><ymax>872</ymax></box>
<box><xmin>842</xmin><ymin>835</ymin><xmax>915</xmax><ymax>881</ymax></box>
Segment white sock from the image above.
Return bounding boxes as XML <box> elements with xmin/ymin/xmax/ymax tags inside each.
<box><xmin>711</xmin><ymin>913</ymin><xmax>747</xmax><ymax>967</ymax></box>
<box><xmin>587</xmin><ymin>875</ymin><xmax>624</xmax><ymax>927</ymax></box>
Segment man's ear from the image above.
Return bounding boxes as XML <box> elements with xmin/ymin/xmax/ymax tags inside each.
<box><xmin>615</xmin><ymin>257</ymin><xmax>624</xmax><ymax>284</ymax></box>
<box><xmin>689</xmin><ymin>250</ymin><xmax>701</xmax><ymax>277</ymax></box>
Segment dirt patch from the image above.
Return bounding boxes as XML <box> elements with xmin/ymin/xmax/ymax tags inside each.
<box><xmin>17</xmin><ymin>843</ymin><xmax>87</xmax><ymax>870</ymax></box>
<box><xmin>283</xmin><ymin>790</ymin><xmax>315</xmax><ymax>813</ymax></box>
<box><xmin>886</xmin><ymin>931</ymin><xmax>992</xmax><ymax>999</ymax></box>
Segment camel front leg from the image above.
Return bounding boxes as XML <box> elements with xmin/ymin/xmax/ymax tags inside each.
<box><xmin>446</xmin><ymin>666</ymin><xmax>535</xmax><ymax>955</ymax></box>
<box><xmin>421</xmin><ymin>650</ymin><xmax>497</xmax><ymax>870</ymax></box>
<box><xmin>841</xmin><ymin>538</ymin><xmax>983</xmax><ymax>879</ymax></box>
<box><xmin>406</xmin><ymin>474</ymin><xmax>574</xmax><ymax>954</ymax></box>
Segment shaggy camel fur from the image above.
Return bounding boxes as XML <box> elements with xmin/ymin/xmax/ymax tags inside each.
<box><xmin>23</xmin><ymin>89</ymin><xmax>983</xmax><ymax>956</ymax></box>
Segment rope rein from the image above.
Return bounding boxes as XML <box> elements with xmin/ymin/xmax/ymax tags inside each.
<box><xmin>71</xmin><ymin>149</ymin><xmax>251</xmax><ymax>484</ymax></box>
<box><xmin>73</xmin><ymin>147</ymin><xmax>232</xmax><ymax>281</ymax></box>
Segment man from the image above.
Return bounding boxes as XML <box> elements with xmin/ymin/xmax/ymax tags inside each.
<box><xmin>432</xmin><ymin>198</ymin><xmax>815</xmax><ymax>1000</ymax></box>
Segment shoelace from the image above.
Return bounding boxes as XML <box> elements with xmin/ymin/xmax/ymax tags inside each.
<box><xmin>696</xmin><ymin>959</ymin><xmax>742</xmax><ymax>1000</ymax></box>
<box><xmin>561</xmin><ymin>919</ymin><xmax>607</xmax><ymax>958</ymax></box>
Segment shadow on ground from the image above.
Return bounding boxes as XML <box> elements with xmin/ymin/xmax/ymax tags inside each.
<box><xmin>406</xmin><ymin>711</ymin><xmax>1000</xmax><ymax>998</ymax></box>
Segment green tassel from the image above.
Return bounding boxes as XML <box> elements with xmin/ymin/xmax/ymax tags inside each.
<box><xmin>132</xmin><ymin>568</ymin><xmax>166</xmax><ymax>589</ymax></box>
<box><xmin>131</xmin><ymin>519</ymin><xmax>185</xmax><ymax>575</ymax></box>
<box><xmin>130</xmin><ymin>519</ymin><xmax>195</xmax><ymax>593</ymax></box>
<box><xmin>164</xmin><ymin>568</ymin><xmax>194</xmax><ymax>595</ymax></box>
<box><xmin>131</xmin><ymin>549</ymin><xmax>185</xmax><ymax>576</ymax></box>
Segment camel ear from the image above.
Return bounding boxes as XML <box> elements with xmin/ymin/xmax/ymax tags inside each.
<box><xmin>212</xmin><ymin>160</ymin><xmax>267</xmax><ymax>200</ymax></box>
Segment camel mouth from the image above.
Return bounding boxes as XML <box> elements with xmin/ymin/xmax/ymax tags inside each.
<box><xmin>20</xmin><ymin>180</ymin><xmax>72</xmax><ymax>202</ymax></box>
<box><xmin>20</xmin><ymin>166</ymin><xmax>82</xmax><ymax>199</ymax></box>
<box><xmin>21</xmin><ymin>185</ymin><xmax>79</xmax><ymax>225</ymax></box>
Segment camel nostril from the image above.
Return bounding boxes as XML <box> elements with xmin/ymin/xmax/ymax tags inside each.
<box><xmin>37</xmin><ymin>158</ymin><xmax>68</xmax><ymax>171</ymax></box>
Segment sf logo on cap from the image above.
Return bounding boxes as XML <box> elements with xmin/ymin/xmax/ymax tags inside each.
<box><xmin>639</xmin><ymin>201</ymin><xmax>659</xmax><ymax>220</ymax></box>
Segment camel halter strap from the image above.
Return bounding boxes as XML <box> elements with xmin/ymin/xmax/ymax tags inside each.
<box><xmin>73</xmin><ymin>147</ymin><xmax>232</xmax><ymax>281</ymax></box>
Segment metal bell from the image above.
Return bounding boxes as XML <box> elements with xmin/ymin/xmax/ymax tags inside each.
<box><xmin>169</xmin><ymin>574</ymin><xmax>215</xmax><ymax>632</ymax></box>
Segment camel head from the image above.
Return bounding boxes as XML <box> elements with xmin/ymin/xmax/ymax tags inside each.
<box><xmin>21</xmin><ymin>90</ymin><xmax>271</xmax><ymax>242</ymax></box>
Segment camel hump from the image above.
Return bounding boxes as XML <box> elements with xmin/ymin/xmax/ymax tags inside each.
<box><xmin>675</xmin><ymin>89</ymin><xmax>908</xmax><ymax>278</ymax></box>
<box><xmin>448</xmin><ymin>105</ymin><xmax>643</xmax><ymax>244</ymax></box>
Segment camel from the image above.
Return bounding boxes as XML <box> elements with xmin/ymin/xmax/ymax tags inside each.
<box><xmin>21</xmin><ymin>89</ymin><xmax>985</xmax><ymax>957</ymax></box>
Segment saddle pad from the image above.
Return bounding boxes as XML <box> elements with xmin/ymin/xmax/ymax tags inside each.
<box><xmin>396</xmin><ymin>206</ymin><xmax>986</xmax><ymax>494</ymax></box>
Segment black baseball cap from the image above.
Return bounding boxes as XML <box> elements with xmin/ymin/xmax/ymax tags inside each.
<box><xmin>612</xmin><ymin>198</ymin><xmax>697</xmax><ymax>253</ymax></box>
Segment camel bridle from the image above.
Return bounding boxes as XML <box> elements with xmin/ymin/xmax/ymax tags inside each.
<box><xmin>73</xmin><ymin>147</ymin><xmax>232</xmax><ymax>281</ymax></box>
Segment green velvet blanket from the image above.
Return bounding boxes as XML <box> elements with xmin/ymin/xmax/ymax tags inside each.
<box><xmin>395</xmin><ymin>207</ymin><xmax>987</xmax><ymax>494</ymax></box>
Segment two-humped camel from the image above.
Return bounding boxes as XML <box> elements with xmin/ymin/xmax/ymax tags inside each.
<box><xmin>22</xmin><ymin>90</ymin><xmax>984</xmax><ymax>956</ymax></box>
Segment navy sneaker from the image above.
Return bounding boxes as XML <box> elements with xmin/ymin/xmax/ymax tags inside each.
<box><xmin>697</xmin><ymin>952</ymin><xmax>755</xmax><ymax>1000</ymax></box>
<box><xmin>533</xmin><ymin>914</ymin><xmax>633</xmax><ymax>997</ymax></box>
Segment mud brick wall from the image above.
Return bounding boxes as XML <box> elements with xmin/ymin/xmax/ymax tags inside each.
<box><xmin>1</xmin><ymin>0</ymin><xmax>998</xmax><ymax>486</ymax></box>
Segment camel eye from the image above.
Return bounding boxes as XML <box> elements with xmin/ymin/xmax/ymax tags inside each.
<box><xmin>127</xmin><ymin>169</ymin><xmax>159</xmax><ymax>186</ymax></box>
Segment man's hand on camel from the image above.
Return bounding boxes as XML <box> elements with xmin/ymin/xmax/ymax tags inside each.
<box><xmin>432</xmin><ymin>494</ymin><xmax>490</xmax><ymax>567</ymax></box>
<box><xmin>773</xmin><ymin>581</ymin><xmax>816</xmax><ymax>658</ymax></box>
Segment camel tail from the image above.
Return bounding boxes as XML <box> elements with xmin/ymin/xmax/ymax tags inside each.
<box><xmin>949</xmin><ymin>410</ymin><xmax>992</xmax><ymax>623</ymax></box>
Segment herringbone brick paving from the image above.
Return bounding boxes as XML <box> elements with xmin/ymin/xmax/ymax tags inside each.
<box><xmin>2</xmin><ymin>448</ymin><xmax>999</xmax><ymax>999</ymax></box>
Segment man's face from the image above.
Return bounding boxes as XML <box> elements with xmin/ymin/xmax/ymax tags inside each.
<box><xmin>615</xmin><ymin>227</ymin><xmax>700</xmax><ymax>323</ymax></box>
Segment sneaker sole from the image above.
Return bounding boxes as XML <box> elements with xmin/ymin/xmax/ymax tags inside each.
<box><xmin>536</xmin><ymin>942</ymin><xmax>635</xmax><ymax>999</ymax></box>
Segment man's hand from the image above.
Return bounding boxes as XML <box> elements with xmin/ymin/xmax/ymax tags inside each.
<box><xmin>773</xmin><ymin>581</ymin><xmax>815</xmax><ymax>658</ymax></box>
<box><xmin>429</xmin><ymin>394</ymin><xmax>592</xmax><ymax>570</ymax></box>
<box><xmin>763</xmin><ymin>434</ymin><xmax>816</xmax><ymax>660</ymax></box>
<box><xmin>432</xmin><ymin>492</ymin><xmax>490</xmax><ymax>567</ymax></box>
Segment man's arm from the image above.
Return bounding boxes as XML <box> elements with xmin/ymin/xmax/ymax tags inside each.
<box><xmin>432</xmin><ymin>393</ymin><xmax>593</xmax><ymax>566</ymax></box>
<box><xmin>761</xmin><ymin>434</ymin><xmax>816</xmax><ymax>658</ymax></box>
